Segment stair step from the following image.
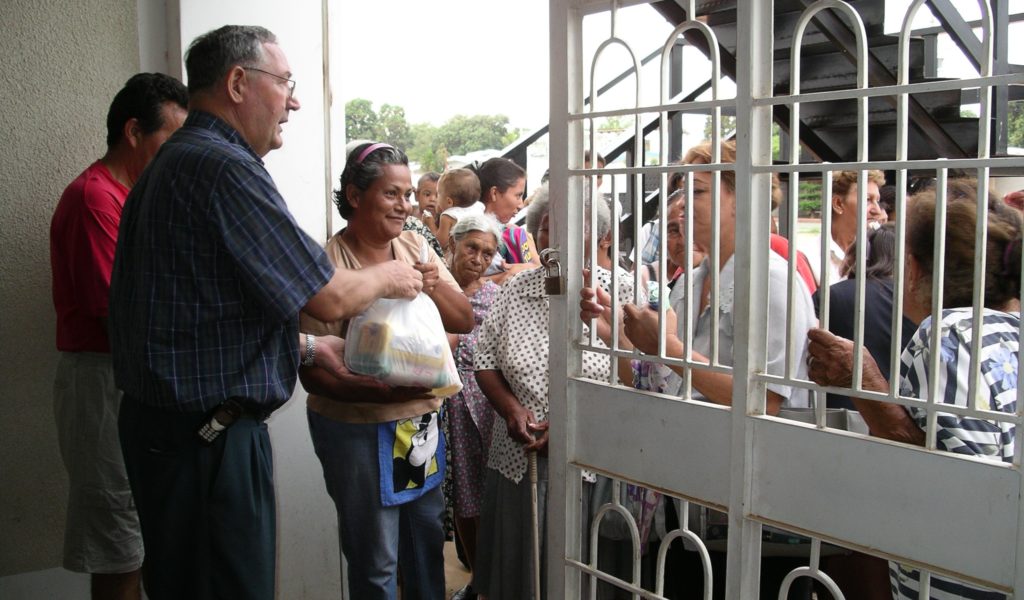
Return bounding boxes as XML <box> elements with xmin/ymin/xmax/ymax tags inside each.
<box><xmin>642</xmin><ymin>0</ymin><xmax>1008</xmax><ymax>162</ymax></box>
<box><xmin>772</xmin><ymin>42</ymin><xmax>926</xmax><ymax>94</ymax></box>
<box><xmin>810</xmin><ymin>119</ymin><xmax>981</xmax><ymax>161</ymax></box>
<box><xmin>706</xmin><ymin>1</ymin><xmax>888</xmax><ymax>53</ymax></box>
<box><xmin>791</xmin><ymin>90</ymin><xmax>965</xmax><ymax>128</ymax></box>
<box><xmin>696</xmin><ymin>0</ymin><xmax>885</xmax><ymax>25</ymax></box>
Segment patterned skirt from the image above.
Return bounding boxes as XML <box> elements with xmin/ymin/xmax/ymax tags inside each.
<box><xmin>446</xmin><ymin>371</ymin><xmax>496</xmax><ymax>519</ymax></box>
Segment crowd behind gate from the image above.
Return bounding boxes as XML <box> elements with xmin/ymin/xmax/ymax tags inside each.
<box><xmin>48</xmin><ymin>23</ymin><xmax>1023</xmax><ymax>600</ymax></box>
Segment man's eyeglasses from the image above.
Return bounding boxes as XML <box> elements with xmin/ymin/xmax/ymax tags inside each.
<box><xmin>244</xmin><ymin>67</ymin><xmax>296</xmax><ymax>98</ymax></box>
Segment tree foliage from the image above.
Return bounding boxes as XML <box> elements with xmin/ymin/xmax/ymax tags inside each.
<box><xmin>378</xmin><ymin>103</ymin><xmax>412</xmax><ymax>150</ymax></box>
<box><xmin>344</xmin><ymin>99</ymin><xmax>414</xmax><ymax>149</ymax></box>
<box><xmin>703</xmin><ymin>115</ymin><xmax>737</xmax><ymax>140</ymax></box>
<box><xmin>798</xmin><ymin>181</ymin><xmax>823</xmax><ymax>217</ymax></box>
<box><xmin>345</xmin><ymin>98</ymin><xmax>380</xmax><ymax>142</ymax></box>
<box><xmin>597</xmin><ymin>115</ymin><xmax>630</xmax><ymax>133</ymax></box>
<box><xmin>344</xmin><ymin>98</ymin><xmax>517</xmax><ymax>171</ymax></box>
<box><xmin>409</xmin><ymin>122</ymin><xmax>446</xmax><ymax>172</ymax></box>
<box><xmin>432</xmin><ymin>114</ymin><xmax>514</xmax><ymax>156</ymax></box>
<box><xmin>1009</xmin><ymin>100</ymin><xmax>1024</xmax><ymax>149</ymax></box>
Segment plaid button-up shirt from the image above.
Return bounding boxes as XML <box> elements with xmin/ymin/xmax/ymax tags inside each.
<box><xmin>110</xmin><ymin>111</ymin><xmax>333</xmax><ymax>412</ymax></box>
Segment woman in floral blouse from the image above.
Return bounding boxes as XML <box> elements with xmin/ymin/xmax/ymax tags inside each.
<box><xmin>444</xmin><ymin>213</ymin><xmax>503</xmax><ymax>600</ymax></box>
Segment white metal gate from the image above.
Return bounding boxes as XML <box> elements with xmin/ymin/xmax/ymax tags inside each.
<box><xmin>546</xmin><ymin>0</ymin><xmax>1024</xmax><ymax>598</ymax></box>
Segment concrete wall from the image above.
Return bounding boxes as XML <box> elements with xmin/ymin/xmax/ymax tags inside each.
<box><xmin>0</xmin><ymin>0</ymin><xmax>140</xmax><ymax>580</ymax></box>
<box><xmin>0</xmin><ymin>1</ymin><xmax>345</xmax><ymax>597</ymax></box>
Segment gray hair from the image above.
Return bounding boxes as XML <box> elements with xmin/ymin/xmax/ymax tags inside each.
<box><xmin>525</xmin><ymin>186</ymin><xmax>551</xmax><ymax>242</ymax></box>
<box><xmin>184</xmin><ymin>25</ymin><xmax>277</xmax><ymax>94</ymax></box>
<box><xmin>451</xmin><ymin>214</ymin><xmax>502</xmax><ymax>245</ymax></box>
<box><xmin>525</xmin><ymin>185</ymin><xmax>610</xmax><ymax>242</ymax></box>
<box><xmin>595</xmin><ymin>194</ymin><xmax>612</xmax><ymax>241</ymax></box>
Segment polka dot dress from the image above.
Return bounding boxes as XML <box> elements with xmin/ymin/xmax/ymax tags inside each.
<box><xmin>474</xmin><ymin>266</ymin><xmax>633</xmax><ymax>484</ymax></box>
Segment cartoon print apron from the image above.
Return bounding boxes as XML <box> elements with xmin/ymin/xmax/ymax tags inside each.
<box><xmin>378</xmin><ymin>410</ymin><xmax>446</xmax><ymax>506</ymax></box>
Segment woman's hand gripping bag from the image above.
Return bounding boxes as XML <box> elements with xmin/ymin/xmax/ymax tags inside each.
<box><xmin>344</xmin><ymin>294</ymin><xmax>462</xmax><ymax>398</ymax></box>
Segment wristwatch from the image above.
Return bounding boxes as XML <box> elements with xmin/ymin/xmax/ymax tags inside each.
<box><xmin>303</xmin><ymin>334</ymin><xmax>316</xmax><ymax>367</ymax></box>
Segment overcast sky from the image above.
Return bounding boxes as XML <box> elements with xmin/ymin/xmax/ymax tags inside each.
<box><xmin>335</xmin><ymin>1</ymin><xmax>1020</xmax><ymax>135</ymax></box>
<box><xmin>335</xmin><ymin>2</ymin><xmax>672</xmax><ymax>132</ymax></box>
<box><xmin>337</xmin><ymin>1</ymin><xmax>551</xmax><ymax>130</ymax></box>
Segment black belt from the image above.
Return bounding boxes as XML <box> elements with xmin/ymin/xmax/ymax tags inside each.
<box><xmin>230</xmin><ymin>399</ymin><xmax>275</xmax><ymax>422</ymax></box>
<box><xmin>122</xmin><ymin>395</ymin><xmax>277</xmax><ymax>420</ymax></box>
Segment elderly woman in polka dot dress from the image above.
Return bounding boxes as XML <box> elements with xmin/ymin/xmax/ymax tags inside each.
<box><xmin>472</xmin><ymin>185</ymin><xmax>632</xmax><ymax>600</ymax></box>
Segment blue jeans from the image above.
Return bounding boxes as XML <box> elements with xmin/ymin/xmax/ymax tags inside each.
<box><xmin>308</xmin><ymin>410</ymin><xmax>445</xmax><ymax>600</ymax></box>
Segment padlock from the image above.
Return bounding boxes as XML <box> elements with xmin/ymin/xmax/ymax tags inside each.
<box><xmin>541</xmin><ymin>248</ymin><xmax>565</xmax><ymax>295</ymax></box>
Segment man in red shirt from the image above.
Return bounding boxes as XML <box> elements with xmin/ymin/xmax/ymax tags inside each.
<box><xmin>50</xmin><ymin>73</ymin><xmax>187</xmax><ymax>600</ymax></box>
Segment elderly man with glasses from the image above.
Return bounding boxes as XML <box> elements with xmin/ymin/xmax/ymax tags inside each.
<box><xmin>109</xmin><ymin>25</ymin><xmax>423</xmax><ymax>600</ymax></box>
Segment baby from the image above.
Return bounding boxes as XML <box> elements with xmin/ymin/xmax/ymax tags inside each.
<box><xmin>435</xmin><ymin>168</ymin><xmax>483</xmax><ymax>248</ymax></box>
<box><xmin>415</xmin><ymin>172</ymin><xmax>440</xmax><ymax>225</ymax></box>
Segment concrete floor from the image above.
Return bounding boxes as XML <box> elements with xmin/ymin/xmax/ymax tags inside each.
<box><xmin>0</xmin><ymin>541</ymin><xmax>474</xmax><ymax>599</ymax></box>
<box><xmin>444</xmin><ymin>541</ymin><xmax>472</xmax><ymax>598</ymax></box>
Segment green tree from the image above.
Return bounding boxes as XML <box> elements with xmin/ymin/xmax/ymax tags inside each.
<box><xmin>597</xmin><ymin>115</ymin><xmax>630</xmax><ymax>133</ymax></box>
<box><xmin>1009</xmin><ymin>100</ymin><xmax>1024</xmax><ymax>149</ymax></box>
<box><xmin>703</xmin><ymin>114</ymin><xmax>737</xmax><ymax>140</ymax></box>
<box><xmin>345</xmin><ymin>98</ymin><xmax>381</xmax><ymax>141</ymax></box>
<box><xmin>433</xmin><ymin>114</ymin><xmax>513</xmax><ymax>156</ymax></box>
<box><xmin>347</xmin><ymin>102</ymin><xmax>515</xmax><ymax>171</ymax></box>
<box><xmin>378</xmin><ymin>103</ymin><xmax>412</xmax><ymax>149</ymax></box>
<box><xmin>502</xmin><ymin>128</ymin><xmax>524</xmax><ymax>148</ymax></box>
<box><xmin>344</xmin><ymin>99</ymin><xmax>414</xmax><ymax>150</ymax></box>
<box><xmin>408</xmin><ymin>122</ymin><xmax>445</xmax><ymax>171</ymax></box>
<box><xmin>798</xmin><ymin>180</ymin><xmax>823</xmax><ymax>217</ymax></box>
<box><xmin>425</xmin><ymin>146</ymin><xmax>449</xmax><ymax>173</ymax></box>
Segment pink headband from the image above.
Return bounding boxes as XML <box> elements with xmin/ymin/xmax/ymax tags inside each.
<box><xmin>355</xmin><ymin>143</ymin><xmax>394</xmax><ymax>164</ymax></box>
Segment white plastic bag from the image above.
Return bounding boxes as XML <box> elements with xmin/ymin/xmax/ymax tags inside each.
<box><xmin>344</xmin><ymin>293</ymin><xmax>462</xmax><ymax>398</ymax></box>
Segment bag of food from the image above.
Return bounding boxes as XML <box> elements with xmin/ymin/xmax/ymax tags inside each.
<box><xmin>344</xmin><ymin>293</ymin><xmax>462</xmax><ymax>398</ymax></box>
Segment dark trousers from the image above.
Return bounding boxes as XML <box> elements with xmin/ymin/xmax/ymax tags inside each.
<box><xmin>119</xmin><ymin>397</ymin><xmax>276</xmax><ymax>600</ymax></box>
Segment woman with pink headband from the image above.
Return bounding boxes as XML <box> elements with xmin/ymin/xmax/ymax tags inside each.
<box><xmin>300</xmin><ymin>141</ymin><xmax>473</xmax><ymax>599</ymax></box>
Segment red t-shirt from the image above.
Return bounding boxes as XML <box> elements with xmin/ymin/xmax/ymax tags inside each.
<box><xmin>50</xmin><ymin>161</ymin><xmax>129</xmax><ymax>352</ymax></box>
<box><xmin>769</xmin><ymin>233</ymin><xmax>818</xmax><ymax>295</ymax></box>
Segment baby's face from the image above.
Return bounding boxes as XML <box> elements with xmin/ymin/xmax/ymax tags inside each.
<box><xmin>416</xmin><ymin>179</ymin><xmax>438</xmax><ymax>212</ymax></box>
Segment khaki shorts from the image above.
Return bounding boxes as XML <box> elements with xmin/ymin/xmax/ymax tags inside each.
<box><xmin>54</xmin><ymin>352</ymin><xmax>143</xmax><ymax>574</ymax></box>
